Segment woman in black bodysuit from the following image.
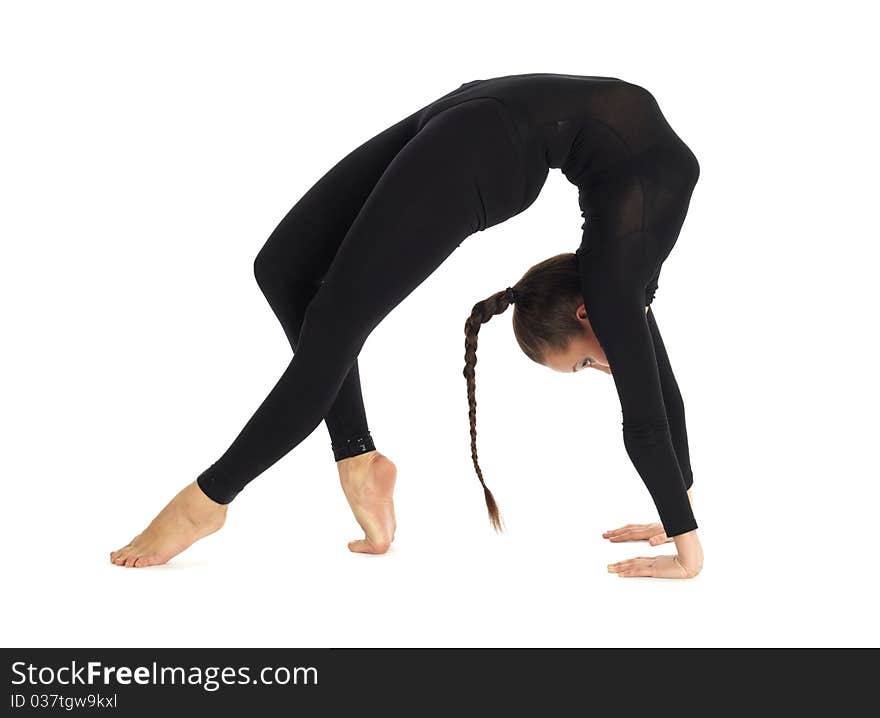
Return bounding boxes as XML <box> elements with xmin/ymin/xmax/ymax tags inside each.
<box><xmin>110</xmin><ymin>74</ymin><xmax>704</xmax><ymax>579</ymax></box>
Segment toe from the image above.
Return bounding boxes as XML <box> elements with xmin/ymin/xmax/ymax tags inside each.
<box><xmin>135</xmin><ymin>554</ymin><xmax>165</xmax><ymax>568</ymax></box>
<box><xmin>348</xmin><ymin>538</ymin><xmax>391</xmax><ymax>554</ymax></box>
<box><xmin>111</xmin><ymin>541</ymin><xmax>134</xmax><ymax>562</ymax></box>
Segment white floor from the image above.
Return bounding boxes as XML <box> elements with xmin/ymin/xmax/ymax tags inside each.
<box><xmin>4</xmin><ymin>452</ymin><xmax>878</xmax><ymax>647</ymax></box>
<box><xmin>2</xmin><ymin>2</ymin><xmax>878</xmax><ymax>648</ymax></box>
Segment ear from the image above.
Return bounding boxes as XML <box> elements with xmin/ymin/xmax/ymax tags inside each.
<box><xmin>575</xmin><ymin>303</ymin><xmax>589</xmax><ymax>322</ymax></box>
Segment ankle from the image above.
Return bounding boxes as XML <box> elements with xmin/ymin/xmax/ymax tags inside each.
<box><xmin>184</xmin><ymin>482</ymin><xmax>228</xmax><ymax>524</ymax></box>
<box><xmin>337</xmin><ymin>449</ymin><xmax>379</xmax><ymax>471</ymax></box>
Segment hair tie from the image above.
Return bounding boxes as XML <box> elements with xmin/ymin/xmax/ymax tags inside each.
<box><xmin>505</xmin><ymin>286</ymin><xmax>517</xmax><ymax>304</ymax></box>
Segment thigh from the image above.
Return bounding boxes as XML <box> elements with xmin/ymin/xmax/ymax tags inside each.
<box><xmin>257</xmin><ymin>109</ymin><xmax>422</xmax><ymax>283</ymax></box>
<box><xmin>313</xmin><ymin>98</ymin><xmax>523</xmax><ymax>332</ymax></box>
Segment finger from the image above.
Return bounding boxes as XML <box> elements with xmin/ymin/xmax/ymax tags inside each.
<box><xmin>608</xmin><ymin>531</ymin><xmax>636</xmax><ymax>542</ymax></box>
<box><xmin>607</xmin><ymin>559</ymin><xmax>635</xmax><ymax>569</ymax></box>
<box><xmin>613</xmin><ymin>533</ymin><xmax>655</xmax><ymax>543</ymax></box>
<box><xmin>611</xmin><ymin>526</ymin><xmax>653</xmax><ymax>540</ymax></box>
<box><xmin>615</xmin><ymin>556</ymin><xmax>653</xmax><ymax>565</ymax></box>
<box><xmin>648</xmin><ymin>533</ymin><xmax>672</xmax><ymax>546</ymax></box>
<box><xmin>621</xmin><ymin>559</ymin><xmax>658</xmax><ymax>574</ymax></box>
<box><xmin>609</xmin><ymin>525</ymin><xmax>658</xmax><ymax>540</ymax></box>
<box><xmin>603</xmin><ymin>525</ymin><xmax>636</xmax><ymax>537</ymax></box>
<box><xmin>607</xmin><ymin>558</ymin><xmax>644</xmax><ymax>571</ymax></box>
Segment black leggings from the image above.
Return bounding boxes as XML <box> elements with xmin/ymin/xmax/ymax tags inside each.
<box><xmin>197</xmin><ymin>98</ymin><xmax>525</xmax><ymax>503</ymax></box>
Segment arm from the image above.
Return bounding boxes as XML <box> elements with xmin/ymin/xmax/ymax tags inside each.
<box><xmin>646</xmin><ymin>306</ymin><xmax>694</xmax><ymax>490</ymax></box>
<box><xmin>576</xmin><ymin>232</ymin><xmax>697</xmax><ymax>538</ymax></box>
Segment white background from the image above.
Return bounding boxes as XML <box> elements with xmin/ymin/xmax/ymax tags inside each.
<box><xmin>1</xmin><ymin>1</ymin><xmax>877</xmax><ymax>647</ymax></box>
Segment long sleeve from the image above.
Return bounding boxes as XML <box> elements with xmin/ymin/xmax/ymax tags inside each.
<box><xmin>576</xmin><ymin>229</ymin><xmax>697</xmax><ymax>537</ymax></box>
<box><xmin>646</xmin><ymin>306</ymin><xmax>694</xmax><ymax>490</ymax></box>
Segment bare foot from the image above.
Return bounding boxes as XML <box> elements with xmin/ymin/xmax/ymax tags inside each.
<box><xmin>337</xmin><ymin>450</ymin><xmax>397</xmax><ymax>554</ymax></box>
<box><xmin>109</xmin><ymin>481</ymin><xmax>227</xmax><ymax>568</ymax></box>
<box><xmin>602</xmin><ymin>522</ymin><xmax>674</xmax><ymax>546</ymax></box>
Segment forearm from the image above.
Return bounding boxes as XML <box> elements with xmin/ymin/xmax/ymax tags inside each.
<box><xmin>646</xmin><ymin>307</ymin><xmax>694</xmax><ymax>489</ymax></box>
<box><xmin>661</xmin><ymin>382</ymin><xmax>694</xmax><ymax>489</ymax></box>
<box><xmin>622</xmin><ymin>422</ymin><xmax>697</xmax><ymax>537</ymax></box>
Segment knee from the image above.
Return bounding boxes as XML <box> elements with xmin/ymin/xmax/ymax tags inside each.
<box><xmin>682</xmin><ymin>144</ymin><xmax>700</xmax><ymax>191</ymax></box>
<box><xmin>253</xmin><ymin>245</ymin><xmax>318</xmax><ymax>304</ymax></box>
<box><xmin>253</xmin><ymin>245</ymin><xmax>280</xmax><ymax>295</ymax></box>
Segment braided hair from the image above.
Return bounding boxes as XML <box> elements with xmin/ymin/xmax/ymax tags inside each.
<box><xmin>463</xmin><ymin>287</ymin><xmax>514</xmax><ymax>531</ymax></box>
<box><xmin>462</xmin><ymin>252</ymin><xmax>584</xmax><ymax>532</ymax></box>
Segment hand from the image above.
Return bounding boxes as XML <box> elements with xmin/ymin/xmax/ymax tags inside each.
<box><xmin>602</xmin><ymin>522</ymin><xmax>673</xmax><ymax>546</ymax></box>
<box><xmin>607</xmin><ymin>554</ymin><xmax>699</xmax><ymax>579</ymax></box>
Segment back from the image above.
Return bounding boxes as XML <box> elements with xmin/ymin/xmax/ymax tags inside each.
<box><xmin>415</xmin><ymin>73</ymin><xmax>691</xmax><ymax>215</ymax></box>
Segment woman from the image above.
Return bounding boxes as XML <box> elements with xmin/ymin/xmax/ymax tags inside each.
<box><xmin>110</xmin><ymin>73</ymin><xmax>703</xmax><ymax>579</ymax></box>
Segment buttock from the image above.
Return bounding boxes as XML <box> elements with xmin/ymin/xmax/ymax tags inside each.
<box><xmin>414</xmin><ymin>97</ymin><xmax>528</xmax><ymax>230</ymax></box>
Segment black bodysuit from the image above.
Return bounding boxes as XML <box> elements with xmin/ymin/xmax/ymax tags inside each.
<box><xmin>196</xmin><ymin>73</ymin><xmax>700</xmax><ymax>537</ymax></box>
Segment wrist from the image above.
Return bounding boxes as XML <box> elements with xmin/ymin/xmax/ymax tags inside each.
<box><xmin>673</xmin><ymin>529</ymin><xmax>703</xmax><ymax>575</ymax></box>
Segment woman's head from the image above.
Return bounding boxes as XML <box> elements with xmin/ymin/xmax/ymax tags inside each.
<box><xmin>508</xmin><ymin>253</ymin><xmax>610</xmax><ymax>373</ymax></box>
<box><xmin>462</xmin><ymin>252</ymin><xmax>610</xmax><ymax>531</ymax></box>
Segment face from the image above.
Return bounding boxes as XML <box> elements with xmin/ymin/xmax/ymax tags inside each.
<box><xmin>541</xmin><ymin>303</ymin><xmax>612</xmax><ymax>375</ymax></box>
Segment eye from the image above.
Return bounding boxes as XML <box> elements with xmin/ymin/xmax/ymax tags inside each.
<box><xmin>581</xmin><ymin>357</ymin><xmax>593</xmax><ymax>369</ymax></box>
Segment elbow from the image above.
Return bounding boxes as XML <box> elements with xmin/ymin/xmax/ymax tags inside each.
<box><xmin>621</xmin><ymin>419</ymin><xmax>674</xmax><ymax>467</ymax></box>
<box><xmin>621</xmin><ymin>419</ymin><xmax>670</xmax><ymax>444</ymax></box>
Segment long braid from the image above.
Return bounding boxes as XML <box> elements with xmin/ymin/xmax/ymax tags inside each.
<box><xmin>463</xmin><ymin>288</ymin><xmax>515</xmax><ymax>532</ymax></box>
